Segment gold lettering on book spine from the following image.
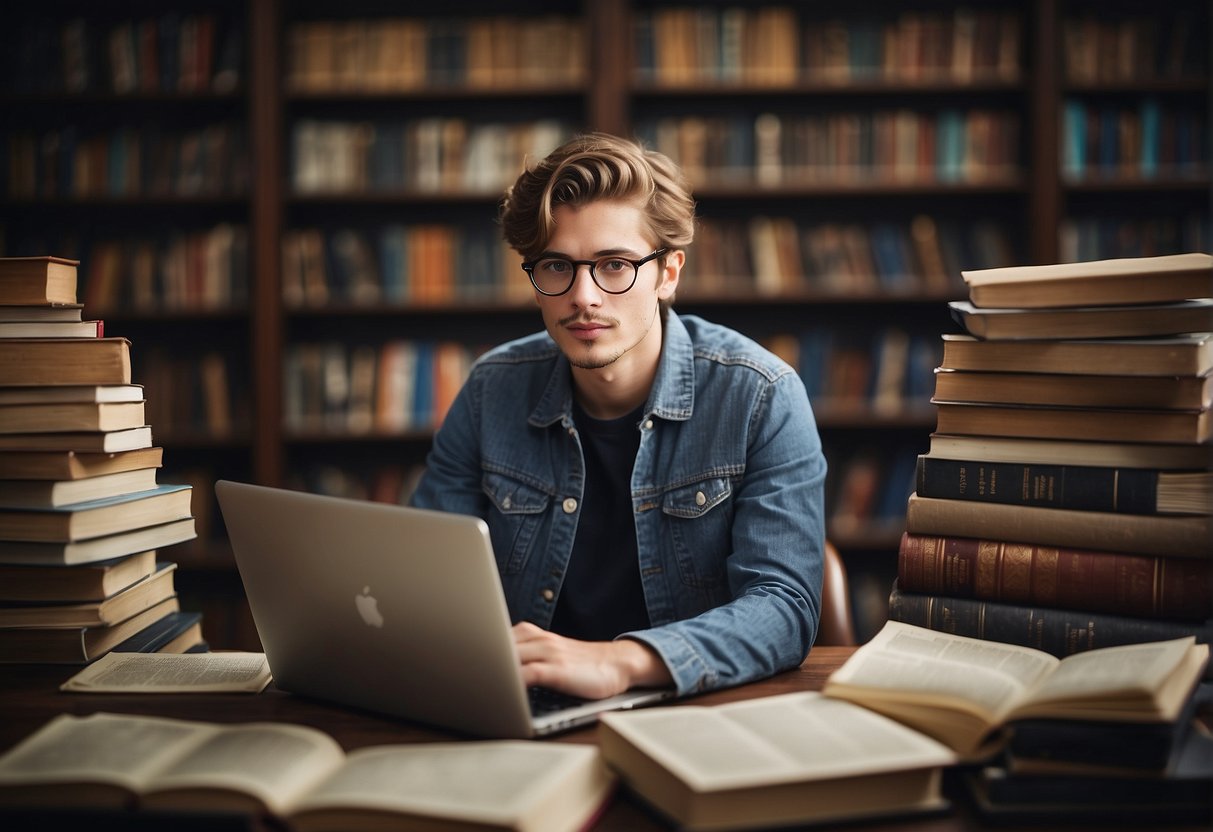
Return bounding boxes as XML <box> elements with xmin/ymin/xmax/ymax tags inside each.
<box><xmin>1033</xmin><ymin>546</ymin><xmax>1060</xmax><ymax>604</ymax></box>
<box><xmin>975</xmin><ymin>539</ymin><xmax>999</xmax><ymax>597</ymax></box>
<box><xmin>1001</xmin><ymin>542</ymin><xmax>1035</xmax><ymax>602</ymax></box>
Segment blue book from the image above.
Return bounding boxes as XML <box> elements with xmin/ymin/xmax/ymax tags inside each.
<box><xmin>1139</xmin><ymin>98</ymin><xmax>1161</xmax><ymax>177</ymax></box>
<box><xmin>1061</xmin><ymin>100</ymin><xmax>1086</xmax><ymax>178</ymax></box>
<box><xmin>412</xmin><ymin>342</ymin><xmax>435</xmax><ymax>428</ymax></box>
<box><xmin>113</xmin><ymin>610</ymin><xmax>203</xmax><ymax>654</ymax></box>
<box><xmin>378</xmin><ymin>225</ymin><xmax>407</xmax><ymax>302</ymax></box>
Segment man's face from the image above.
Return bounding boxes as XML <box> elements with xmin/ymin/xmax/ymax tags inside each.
<box><xmin>533</xmin><ymin>200</ymin><xmax>680</xmax><ymax>376</ymax></box>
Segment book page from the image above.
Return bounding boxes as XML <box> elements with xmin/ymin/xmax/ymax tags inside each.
<box><xmin>290</xmin><ymin>741</ymin><xmax>605</xmax><ymax>825</ymax></box>
<box><xmin>601</xmin><ymin>693</ymin><xmax>954</xmax><ymax>792</ymax></box>
<box><xmin>143</xmin><ymin>721</ymin><xmax>346</xmax><ymax>815</ymax></box>
<box><xmin>826</xmin><ymin>621</ymin><xmax>1058</xmax><ymax>721</ymax></box>
<box><xmin>0</xmin><ymin>713</ymin><xmax>220</xmax><ymax>793</ymax></box>
<box><xmin>60</xmin><ymin>651</ymin><xmax>272</xmax><ymax>693</ymax></box>
<box><xmin>1015</xmin><ymin>637</ymin><xmax>1201</xmax><ymax>715</ymax></box>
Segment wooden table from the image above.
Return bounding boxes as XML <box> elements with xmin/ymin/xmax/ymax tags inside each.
<box><xmin>0</xmin><ymin>648</ymin><xmax>1202</xmax><ymax>831</ymax></box>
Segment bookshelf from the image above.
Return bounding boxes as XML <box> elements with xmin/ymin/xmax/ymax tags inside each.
<box><xmin>1</xmin><ymin>0</ymin><xmax>1208</xmax><ymax>647</ymax></box>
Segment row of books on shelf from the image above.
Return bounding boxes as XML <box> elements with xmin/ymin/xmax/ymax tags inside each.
<box><xmin>636</xmin><ymin>110</ymin><xmax>1020</xmax><ymax>187</ymax></box>
<box><xmin>282</xmin><ymin>225</ymin><xmax>522</xmax><ymax>309</ymax></box>
<box><xmin>286</xmin><ymin>15</ymin><xmax>586</xmax><ymax>92</ymax></box>
<box><xmin>1061</xmin><ymin>99</ymin><xmax>1209</xmax><ymax>179</ymax></box>
<box><xmin>7</xmin><ymin>13</ymin><xmax>243</xmax><ymax>96</ymax></box>
<box><xmin>1062</xmin><ymin>13</ymin><xmax>1207</xmax><ymax>83</ymax></box>
<box><xmin>291</xmin><ymin>118</ymin><xmax>570</xmax><ymax>196</ymax></box>
<box><xmin>0</xmin><ymin>255</ymin><xmax>204</xmax><ymax>664</ymax></box>
<box><xmin>689</xmin><ymin>215</ymin><xmax>1010</xmax><ymax>297</ymax></box>
<box><xmin>140</xmin><ymin>350</ymin><xmax>246</xmax><ymax>440</ymax></box>
<box><xmin>1060</xmin><ymin>215</ymin><xmax>1209</xmax><ymax>265</ymax></box>
<box><xmin>885</xmin><ymin>252</ymin><xmax>1212</xmax><ymax>668</ymax></box>
<box><xmin>7</xmin><ymin>123</ymin><xmax>248</xmax><ymax>199</ymax></box>
<box><xmin>767</xmin><ymin>327</ymin><xmax>941</xmax><ymax>410</ymax></box>
<box><xmin>635</xmin><ymin>6</ymin><xmax>1020</xmax><ymax>85</ymax></box>
<box><xmin>286</xmin><ymin>463</ymin><xmax>425</xmax><ymax>508</ymax></box>
<box><xmin>283</xmin><ymin>340</ymin><xmax>481</xmax><ymax>436</ymax></box>
<box><xmin>825</xmin><ymin>446</ymin><xmax>917</xmax><ymax>541</ymax></box>
<box><xmin>79</xmin><ymin>225</ymin><xmax>250</xmax><ymax>314</ymax></box>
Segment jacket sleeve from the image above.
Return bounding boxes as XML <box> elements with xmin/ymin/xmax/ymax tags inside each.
<box><xmin>623</xmin><ymin>370</ymin><xmax>827</xmax><ymax>695</ymax></box>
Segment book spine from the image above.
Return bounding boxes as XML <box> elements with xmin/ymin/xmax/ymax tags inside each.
<box><xmin>904</xmin><ymin>494</ymin><xmax>1212</xmax><ymax>558</ymax></box>
<box><xmin>886</xmin><ymin>585</ymin><xmax>1212</xmax><ymax>660</ymax></box>
<box><xmin>897</xmin><ymin>532</ymin><xmax>1213</xmax><ymax>620</ymax></box>
<box><xmin>915</xmin><ymin>456</ymin><xmax>1161</xmax><ymax>514</ymax></box>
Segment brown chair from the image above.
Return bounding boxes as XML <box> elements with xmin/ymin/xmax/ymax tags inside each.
<box><xmin>816</xmin><ymin>540</ymin><xmax>856</xmax><ymax>646</ymax></box>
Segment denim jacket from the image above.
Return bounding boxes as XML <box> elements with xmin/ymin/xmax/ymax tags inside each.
<box><xmin>410</xmin><ymin>313</ymin><xmax>827</xmax><ymax>695</ymax></box>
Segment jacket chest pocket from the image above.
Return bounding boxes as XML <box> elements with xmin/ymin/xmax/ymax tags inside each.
<box><xmin>482</xmin><ymin>472</ymin><xmax>550</xmax><ymax>574</ymax></box>
<box><xmin>661</xmin><ymin>477</ymin><xmax>733</xmax><ymax>589</ymax></box>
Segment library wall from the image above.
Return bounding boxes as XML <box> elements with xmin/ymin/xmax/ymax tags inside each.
<box><xmin>2</xmin><ymin>0</ymin><xmax>1209</xmax><ymax>647</ymax></box>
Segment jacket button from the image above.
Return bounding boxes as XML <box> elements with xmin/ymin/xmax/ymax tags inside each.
<box><xmin>695</xmin><ymin>491</ymin><xmax>707</xmax><ymax>506</ymax></box>
<box><xmin>542</xmin><ymin>589</ymin><xmax>555</xmax><ymax>602</ymax></box>
<box><xmin>501</xmin><ymin>496</ymin><xmax>512</xmax><ymax>509</ymax></box>
<box><xmin>643</xmin><ymin>419</ymin><xmax>654</xmax><ymax>430</ymax></box>
<box><xmin>562</xmin><ymin>497</ymin><xmax>577</xmax><ymax>514</ymax></box>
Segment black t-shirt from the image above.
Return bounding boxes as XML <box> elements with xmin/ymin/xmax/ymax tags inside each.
<box><xmin>550</xmin><ymin>400</ymin><xmax>651</xmax><ymax>641</ymax></box>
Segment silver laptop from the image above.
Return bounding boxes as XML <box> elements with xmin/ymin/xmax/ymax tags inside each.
<box><xmin>214</xmin><ymin>480</ymin><xmax>674</xmax><ymax>737</ymax></box>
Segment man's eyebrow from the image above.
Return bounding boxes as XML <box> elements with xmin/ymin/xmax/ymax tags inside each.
<box><xmin>535</xmin><ymin>248</ymin><xmax>641</xmax><ymax>259</ymax></box>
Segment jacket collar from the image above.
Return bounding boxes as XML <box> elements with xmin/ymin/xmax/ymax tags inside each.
<box><xmin>528</xmin><ymin>312</ymin><xmax>696</xmax><ymax>428</ymax></box>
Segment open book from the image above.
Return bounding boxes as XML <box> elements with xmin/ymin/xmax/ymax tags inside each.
<box><xmin>822</xmin><ymin>621</ymin><xmax>1209</xmax><ymax>758</ymax></box>
<box><xmin>597</xmin><ymin>691</ymin><xmax>955</xmax><ymax>831</ymax></box>
<box><xmin>0</xmin><ymin>712</ymin><xmax>613</xmax><ymax>832</ymax></box>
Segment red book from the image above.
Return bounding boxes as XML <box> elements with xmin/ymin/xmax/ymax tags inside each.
<box><xmin>897</xmin><ymin>531</ymin><xmax>1212</xmax><ymax>621</ymax></box>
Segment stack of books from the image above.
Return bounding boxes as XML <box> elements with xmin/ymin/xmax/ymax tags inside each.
<box><xmin>889</xmin><ymin>252</ymin><xmax>1213</xmax><ymax>654</ymax></box>
<box><xmin>0</xmin><ymin>256</ymin><xmax>202</xmax><ymax>664</ymax></box>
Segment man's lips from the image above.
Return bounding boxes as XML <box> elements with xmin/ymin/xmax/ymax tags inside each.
<box><xmin>565</xmin><ymin>321</ymin><xmax>611</xmax><ymax>340</ymax></box>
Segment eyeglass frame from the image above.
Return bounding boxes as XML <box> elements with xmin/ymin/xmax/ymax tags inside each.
<box><xmin>521</xmin><ymin>248</ymin><xmax>669</xmax><ymax>297</ymax></box>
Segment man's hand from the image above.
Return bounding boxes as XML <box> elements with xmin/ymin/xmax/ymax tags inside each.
<box><xmin>512</xmin><ymin>621</ymin><xmax>674</xmax><ymax>699</ymax></box>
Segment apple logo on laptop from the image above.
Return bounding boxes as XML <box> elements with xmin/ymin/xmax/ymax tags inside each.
<box><xmin>355</xmin><ymin>586</ymin><xmax>384</xmax><ymax>628</ymax></box>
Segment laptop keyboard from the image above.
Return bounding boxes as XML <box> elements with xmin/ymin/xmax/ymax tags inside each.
<box><xmin>528</xmin><ymin>686</ymin><xmax>588</xmax><ymax>716</ymax></box>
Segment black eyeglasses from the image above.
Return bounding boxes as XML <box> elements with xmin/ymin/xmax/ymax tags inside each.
<box><xmin>521</xmin><ymin>249</ymin><xmax>668</xmax><ymax>297</ymax></box>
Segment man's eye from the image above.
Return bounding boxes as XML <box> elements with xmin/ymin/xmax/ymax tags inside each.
<box><xmin>540</xmin><ymin>260</ymin><xmax>571</xmax><ymax>273</ymax></box>
<box><xmin>598</xmin><ymin>259</ymin><xmax>629</xmax><ymax>274</ymax></box>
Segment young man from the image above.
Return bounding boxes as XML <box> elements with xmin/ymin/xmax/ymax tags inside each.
<box><xmin>410</xmin><ymin>133</ymin><xmax>826</xmax><ymax>700</ymax></box>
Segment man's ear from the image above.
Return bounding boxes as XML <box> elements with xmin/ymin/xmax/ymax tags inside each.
<box><xmin>657</xmin><ymin>249</ymin><xmax>684</xmax><ymax>299</ymax></box>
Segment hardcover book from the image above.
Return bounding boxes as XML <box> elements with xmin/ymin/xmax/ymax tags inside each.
<box><xmin>0</xmin><ymin>596</ymin><xmax>179</xmax><ymax>663</ymax></box>
<box><xmin>597</xmin><ymin>692</ymin><xmax>954</xmax><ymax>830</ymax></box>
<box><xmin>886</xmin><ymin>583</ymin><xmax>1213</xmax><ymax>659</ymax></box>
<box><xmin>0</xmin><ymin>550</ymin><xmax>157</xmax><ymax>602</ymax></box>
<box><xmin>0</xmin><ymin>338</ymin><xmax>132</xmax><ymax>386</ymax></box>
<box><xmin>905</xmin><ymin>492</ymin><xmax>1212</xmax><ymax>558</ymax></box>
<box><xmin>932</xmin><ymin>367</ymin><xmax>1213</xmax><ymax>410</ymax></box>
<box><xmin>896</xmin><ymin>532</ymin><xmax>1213</xmax><ymax>620</ymax></box>
<box><xmin>0</xmin><ymin>426</ymin><xmax>154</xmax><ymax>453</ymax></box>
<box><xmin>938</xmin><ymin>332</ymin><xmax>1213</xmax><ymax>377</ymax></box>
<box><xmin>0</xmin><ymin>562</ymin><xmax>176</xmax><ymax>628</ymax></box>
<box><xmin>960</xmin><ymin>252</ymin><xmax>1213</xmax><ymax>309</ymax></box>
<box><xmin>0</xmin><ymin>484</ymin><xmax>193</xmax><ymax>543</ymax></box>
<box><xmin>0</xmin><ymin>446</ymin><xmax>163</xmax><ymax>480</ymax></box>
<box><xmin>0</xmin><ymin>517</ymin><xmax>196</xmax><ymax>566</ymax></box>
<box><xmin>948</xmin><ymin>298</ymin><xmax>1213</xmax><ymax>340</ymax></box>
<box><xmin>927</xmin><ymin>432</ymin><xmax>1210</xmax><ymax>471</ymax></box>
<box><xmin>0</xmin><ymin>401</ymin><xmax>146</xmax><ymax>435</ymax></box>
<box><xmin>932</xmin><ymin>400</ymin><xmax>1212</xmax><ymax>445</ymax></box>
<box><xmin>0</xmin><ymin>256</ymin><xmax>79</xmax><ymax>306</ymax></box>
<box><xmin>914</xmin><ymin>455</ymin><xmax>1212</xmax><ymax>515</ymax></box>
<box><xmin>0</xmin><ymin>385</ymin><xmax>144</xmax><ymax>406</ymax></box>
